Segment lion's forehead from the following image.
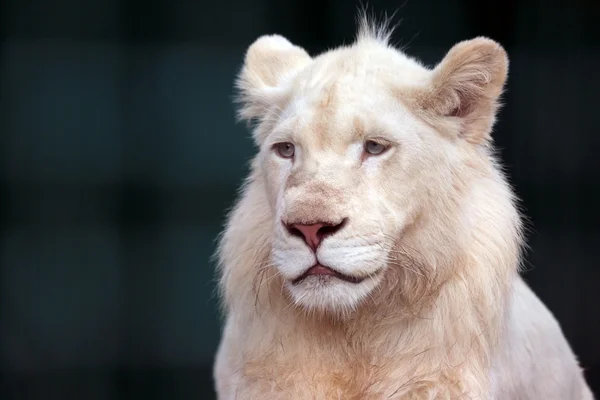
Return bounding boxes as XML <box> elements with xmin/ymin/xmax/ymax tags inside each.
<box><xmin>281</xmin><ymin>94</ymin><xmax>423</xmax><ymax>157</ymax></box>
<box><xmin>280</xmin><ymin>59</ymin><xmax>429</xmax><ymax>151</ymax></box>
<box><xmin>279</xmin><ymin>90</ymin><xmax>382</xmax><ymax>148</ymax></box>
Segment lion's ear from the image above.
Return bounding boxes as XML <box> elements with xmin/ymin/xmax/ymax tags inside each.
<box><xmin>418</xmin><ymin>37</ymin><xmax>508</xmax><ymax>144</ymax></box>
<box><xmin>235</xmin><ymin>35</ymin><xmax>312</xmax><ymax>123</ymax></box>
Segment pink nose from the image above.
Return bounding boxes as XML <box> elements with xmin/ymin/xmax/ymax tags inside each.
<box><xmin>285</xmin><ymin>219</ymin><xmax>347</xmax><ymax>251</ymax></box>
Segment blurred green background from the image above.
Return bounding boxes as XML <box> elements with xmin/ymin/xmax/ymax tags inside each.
<box><xmin>1</xmin><ymin>0</ymin><xmax>599</xmax><ymax>398</ymax></box>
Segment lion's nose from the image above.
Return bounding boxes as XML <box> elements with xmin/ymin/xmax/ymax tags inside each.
<box><xmin>285</xmin><ymin>219</ymin><xmax>348</xmax><ymax>251</ymax></box>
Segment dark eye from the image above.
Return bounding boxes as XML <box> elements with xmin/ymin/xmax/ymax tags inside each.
<box><xmin>274</xmin><ymin>142</ymin><xmax>295</xmax><ymax>158</ymax></box>
<box><xmin>364</xmin><ymin>140</ymin><xmax>388</xmax><ymax>156</ymax></box>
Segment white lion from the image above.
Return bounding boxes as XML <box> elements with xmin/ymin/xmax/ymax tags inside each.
<box><xmin>213</xmin><ymin>17</ymin><xmax>595</xmax><ymax>400</ymax></box>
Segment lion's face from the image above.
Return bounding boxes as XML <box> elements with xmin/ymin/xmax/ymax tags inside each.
<box><xmin>233</xmin><ymin>31</ymin><xmax>508</xmax><ymax>313</ymax></box>
<box><xmin>260</xmin><ymin>77</ymin><xmax>445</xmax><ymax>312</ymax></box>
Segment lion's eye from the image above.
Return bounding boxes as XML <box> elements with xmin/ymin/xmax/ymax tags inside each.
<box><xmin>274</xmin><ymin>142</ymin><xmax>295</xmax><ymax>158</ymax></box>
<box><xmin>364</xmin><ymin>140</ymin><xmax>388</xmax><ymax>156</ymax></box>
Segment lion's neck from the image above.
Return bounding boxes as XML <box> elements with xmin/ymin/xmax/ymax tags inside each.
<box><xmin>240</xmin><ymin>259</ymin><xmax>510</xmax><ymax>398</ymax></box>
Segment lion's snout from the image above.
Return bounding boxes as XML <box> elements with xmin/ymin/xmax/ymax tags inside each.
<box><xmin>283</xmin><ymin>218</ymin><xmax>348</xmax><ymax>252</ymax></box>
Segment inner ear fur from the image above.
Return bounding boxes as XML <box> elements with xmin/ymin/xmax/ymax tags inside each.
<box><xmin>235</xmin><ymin>35</ymin><xmax>312</xmax><ymax>123</ymax></box>
<box><xmin>418</xmin><ymin>37</ymin><xmax>509</xmax><ymax>144</ymax></box>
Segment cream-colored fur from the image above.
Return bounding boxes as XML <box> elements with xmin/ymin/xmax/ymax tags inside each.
<box><xmin>213</xmin><ymin>17</ymin><xmax>595</xmax><ymax>400</ymax></box>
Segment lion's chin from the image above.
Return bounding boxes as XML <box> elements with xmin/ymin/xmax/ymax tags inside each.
<box><xmin>285</xmin><ymin>269</ymin><xmax>384</xmax><ymax>314</ymax></box>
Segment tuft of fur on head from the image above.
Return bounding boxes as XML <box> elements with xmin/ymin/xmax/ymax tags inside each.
<box><xmin>354</xmin><ymin>7</ymin><xmax>399</xmax><ymax>46</ymax></box>
<box><xmin>216</xmin><ymin>16</ymin><xmax>525</xmax><ymax>398</ymax></box>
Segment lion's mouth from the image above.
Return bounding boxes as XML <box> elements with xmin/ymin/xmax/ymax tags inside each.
<box><xmin>291</xmin><ymin>264</ymin><xmax>366</xmax><ymax>285</ymax></box>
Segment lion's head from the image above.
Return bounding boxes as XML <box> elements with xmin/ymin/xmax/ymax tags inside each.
<box><xmin>219</xmin><ymin>21</ymin><xmax>522</xmax><ymax>317</ymax></box>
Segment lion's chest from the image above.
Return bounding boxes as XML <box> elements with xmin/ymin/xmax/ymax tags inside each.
<box><xmin>242</xmin><ymin>361</ymin><xmax>380</xmax><ymax>399</ymax></box>
<box><xmin>238</xmin><ymin>353</ymin><xmax>431</xmax><ymax>400</ymax></box>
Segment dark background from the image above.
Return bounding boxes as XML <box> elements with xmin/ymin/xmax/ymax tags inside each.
<box><xmin>1</xmin><ymin>0</ymin><xmax>598</xmax><ymax>398</ymax></box>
